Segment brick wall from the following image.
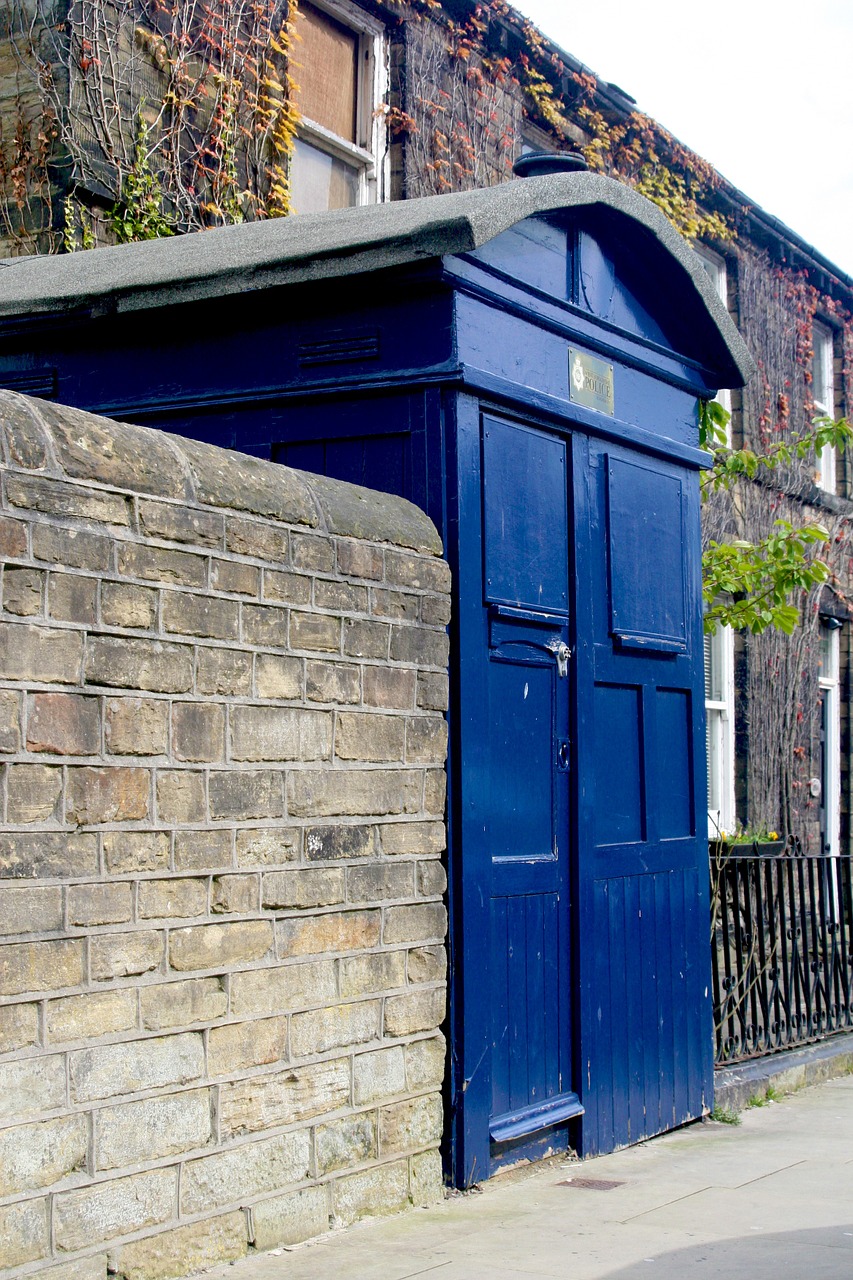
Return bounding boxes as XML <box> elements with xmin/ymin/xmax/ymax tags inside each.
<box><xmin>0</xmin><ymin>390</ymin><xmax>450</xmax><ymax>1279</ymax></box>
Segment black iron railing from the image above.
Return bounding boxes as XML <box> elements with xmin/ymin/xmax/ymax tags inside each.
<box><xmin>711</xmin><ymin>840</ymin><xmax>853</xmax><ymax>1064</ymax></box>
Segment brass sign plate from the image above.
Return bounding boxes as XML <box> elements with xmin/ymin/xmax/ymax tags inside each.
<box><xmin>569</xmin><ymin>347</ymin><xmax>615</xmax><ymax>416</ymax></box>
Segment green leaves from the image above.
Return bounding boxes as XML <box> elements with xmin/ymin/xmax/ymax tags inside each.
<box><xmin>703</xmin><ymin>521</ymin><xmax>830</xmax><ymax>635</ymax></box>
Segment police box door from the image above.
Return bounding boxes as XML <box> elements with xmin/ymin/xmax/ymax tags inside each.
<box><xmin>453</xmin><ymin>405</ymin><xmax>582</xmax><ymax>1183</ymax></box>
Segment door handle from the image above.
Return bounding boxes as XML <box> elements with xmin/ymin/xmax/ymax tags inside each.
<box><xmin>557</xmin><ymin>740</ymin><xmax>570</xmax><ymax>772</ymax></box>
<box><xmin>547</xmin><ymin>639</ymin><xmax>571</xmax><ymax>678</ymax></box>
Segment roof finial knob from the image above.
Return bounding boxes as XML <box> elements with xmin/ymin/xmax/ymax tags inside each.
<box><xmin>512</xmin><ymin>151</ymin><xmax>589</xmax><ymax>178</ymax></box>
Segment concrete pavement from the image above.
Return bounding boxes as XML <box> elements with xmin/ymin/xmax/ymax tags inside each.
<box><xmin>208</xmin><ymin>1074</ymin><xmax>853</xmax><ymax>1280</ymax></box>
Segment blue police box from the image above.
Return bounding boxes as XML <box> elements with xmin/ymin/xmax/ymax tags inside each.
<box><xmin>0</xmin><ymin>166</ymin><xmax>752</xmax><ymax>1182</ymax></box>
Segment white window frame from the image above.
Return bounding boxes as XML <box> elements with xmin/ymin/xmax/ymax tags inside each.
<box><xmin>291</xmin><ymin>0</ymin><xmax>389</xmax><ymax>209</ymax></box>
<box><xmin>818</xmin><ymin>620</ymin><xmax>841</xmax><ymax>857</ymax></box>
<box><xmin>705</xmin><ymin>625</ymin><xmax>736</xmax><ymax>838</ymax></box>
<box><xmin>813</xmin><ymin>321</ymin><xmax>836</xmax><ymax>493</ymax></box>
<box><xmin>695</xmin><ymin>246</ymin><xmax>732</xmax><ymax>441</ymax></box>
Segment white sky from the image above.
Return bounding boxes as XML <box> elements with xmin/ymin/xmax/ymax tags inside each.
<box><xmin>513</xmin><ymin>0</ymin><xmax>853</xmax><ymax>278</ymax></box>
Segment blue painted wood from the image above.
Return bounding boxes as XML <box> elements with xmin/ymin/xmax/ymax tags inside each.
<box><xmin>0</xmin><ymin>199</ymin><xmax>723</xmax><ymax>1177</ymax></box>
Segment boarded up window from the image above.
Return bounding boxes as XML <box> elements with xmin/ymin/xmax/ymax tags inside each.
<box><xmin>293</xmin><ymin>2</ymin><xmax>359</xmax><ymax>142</ymax></box>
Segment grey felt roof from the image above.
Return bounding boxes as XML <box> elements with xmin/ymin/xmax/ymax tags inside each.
<box><xmin>0</xmin><ymin>171</ymin><xmax>754</xmax><ymax>385</ymax></box>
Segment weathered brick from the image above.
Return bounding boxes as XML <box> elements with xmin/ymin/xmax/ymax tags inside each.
<box><xmin>255</xmin><ymin>652</ymin><xmax>303</xmax><ymax>699</ymax></box>
<box><xmin>337</xmin><ymin>538</ymin><xmax>383</xmax><ymax>580</ymax></box>
<box><xmin>209</xmin><ymin>769</ymin><xmax>284</xmax><ymax>820</ymax></box>
<box><xmin>380</xmin><ymin>821</ymin><xmax>446</xmax><ymax>856</ymax></box>
<box><xmin>417</xmin><ymin>671</ymin><xmax>449</xmax><ymax>712</ymax></box>
<box><xmin>0</xmin><ymin>622</ymin><xmax>83</xmax><ymax>683</ymax></box>
<box><xmin>66</xmin><ymin>766</ymin><xmax>150</xmax><ymax>824</ymax></box>
<box><xmin>33</xmin><ymin>524</ymin><xmax>111</xmax><ymax>572</ymax></box>
<box><xmin>353</xmin><ymin>1046</ymin><xmax>406</xmax><ymax>1105</ymax></box>
<box><xmin>104</xmin><ymin>830</ymin><xmax>169</xmax><ymax>874</ymax></box>
<box><xmin>0</xmin><ymin>1114</ymin><xmax>88</xmax><ymax>1196</ymax></box>
<box><xmin>140</xmin><ymin>976</ymin><xmax>228</xmax><ymax>1031</ymax></box>
<box><xmin>385</xmin><ymin>551</ymin><xmax>451</xmax><ymax>593</ymax></box>
<box><xmin>229</xmin><ymin>960</ymin><xmax>337</xmax><ymax>1018</ymax></box>
<box><xmin>211</xmin><ymin>557</ymin><xmax>260</xmax><ymax>596</ymax></box>
<box><xmin>173</xmin><ymin>702</ymin><xmax>225</xmax><ymax>762</ymax></box>
<box><xmin>380</xmin><ymin>1093</ymin><xmax>442</xmax><ymax>1154</ymax></box>
<box><xmin>242</xmin><ymin>603</ymin><xmax>288</xmax><ymax>647</ymax></box>
<box><xmin>47</xmin><ymin>990</ymin><xmax>137</xmax><ymax>1043</ymax></box>
<box><xmin>138</xmin><ymin>877</ymin><xmax>208</xmax><ymax>919</ymax></box>
<box><xmin>315</xmin><ymin>579</ymin><xmax>369</xmax><ymax>613</ymax></box>
<box><xmin>90</xmin><ymin>930</ymin><xmax>165</xmax><ymax>981</ymax></box>
<box><xmin>54</xmin><ymin>1168</ymin><xmax>177</xmax><ymax>1251</ymax></box>
<box><xmin>340</xmin><ymin>950</ymin><xmax>407</xmax><ymax>998</ymax></box>
<box><xmin>26</xmin><ymin>692</ymin><xmax>100</xmax><ymax>756</ymax></box>
<box><xmin>96</xmin><ymin>1088</ymin><xmax>213</xmax><ymax>1169</ymax></box>
<box><xmin>208</xmin><ymin>1015</ymin><xmax>288</xmax><ymax>1076</ymax></box>
<box><xmin>0</xmin><ymin>1054</ymin><xmax>66</xmax><ymax>1122</ymax></box>
<box><xmin>0</xmin><ymin>832</ymin><xmax>98</xmax><ymax>879</ymax></box>
<box><xmin>408</xmin><ymin>945</ymin><xmax>447</xmax><ymax>985</ymax></box>
<box><xmin>101</xmin><ymin>581</ymin><xmax>157</xmax><ymax>629</ymax></box>
<box><xmin>305</xmin><ymin>824</ymin><xmax>377</xmax><ymax>862</ymax></box>
<box><xmin>424</xmin><ymin>768</ymin><xmax>446</xmax><ymax>816</ymax></box>
<box><xmin>181</xmin><ymin>1131</ymin><xmax>311</xmax><ymax>1214</ymax></box>
<box><xmin>118</xmin><ymin>542</ymin><xmax>207</xmax><ymax>587</ymax></box>
<box><xmin>371</xmin><ymin>587</ymin><xmax>419</xmax><ymax>620</ymax></box>
<box><xmin>174</xmin><ymin>828</ymin><xmax>232</xmax><ymax>870</ymax></box>
<box><xmin>342</xmin><ymin>617</ymin><xmax>389</xmax><ymax>659</ymax></box>
<box><xmin>138</xmin><ymin>499</ymin><xmax>224</xmax><ymax>547</ymax></box>
<box><xmin>231</xmin><ymin>705</ymin><xmax>331</xmax><ymax>762</ymax></box>
<box><xmin>67</xmin><ymin>882</ymin><xmax>133</xmax><ymax>926</ymax></box>
<box><xmin>47</xmin><ymin>576</ymin><xmax>96</xmax><ymax>624</ymax></box>
<box><xmin>262</xmin><ymin>868</ymin><xmax>345</xmax><ymax>909</ymax></box>
<box><xmin>390</xmin><ymin>624</ymin><xmax>449</xmax><ymax>668</ymax></box>
<box><xmin>0</xmin><ymin>883</ymin><xmax>63</xmax><ymax>935</ymax></box>
<box><xmin>263</xmin><ymin>569</ymin><xmax>311</xmax><ymax>605</ymax></box>
<box><xmin>0</xmin><ymin>1000</ymin><xmax>39</xmax><ymax>1052</ymax></box>
<box><xmin>6</xmin><ymin>762</ymin><xmax>62</xmax><ymax>822</ymax></box>
<box><xmin>336</xmin><ymin>712</ymin><xmax>405</xmax><ymax>761</ymax></box>
<box><xmin>417</xmin><ymin>861</ymin><xmax>447</xmax><ymax>897</ymax></box>
<box><xmin>411</xmin><ymin>1147</ymin><xmax>443</xmax><ymax>1206</ymax></box>
<box><xmin>332</xmin><ymin>1159</ymin><xmax>409</xmax><ymax>1226</ymax></box>
<box><xmin>406</xmin><ymin>717</ymin><xmax>448</xmax><ymax>764</ymax></box>
<box><xmin>170</xmin><ymin>920</ymin><xmax>274</xmax><ymax>971</ymax></box>
<box><xmin>105</xmin><ymin>696</ymin><xmax>168</xmax><ymax>756</ymax></box>
<box><xmin>348</xmin><ymin>864</ymin><xmax>414</xmax><ymax>903</ymax></box>
<box><xmin>384</xmin><ymin>903</ymin><xmax>447</xmax><ymax>945</ymax></box>
<box><xmin>236</xmin><ymin>826</ymin><xmax>300</xmax><ymax>866</ymax></box>
<box><xmin>219</xmin><ymin>1060</ymin><xmax>348</xmax><ymax>1138</ymax></box>
<box><xmin>162</xmin><ymin>590</ymin><xmax>239</xmax><ymax>640</ymax></box>
<box><xmin>291</xmin><ymin>532</ymin><xmax>334</xmax><ymax>573</ymax></box>
<box><xmin>70</xmin><ymin>1032</ymin><xmax>204</xmax><ymax>1102</ymax></box>
<box><xmin>0</xmin><ymin>1197</ymin><xmax>49</xmax><ymax>1267</ymax></box>
<box><xmin>251</xmin><ymin>1186</ymin><xmax>329</xmax><ymax>1251</ymax></box>
<box><xmin>316</xmin><ymin>1111</ymin><xmax>376</xmax><ymax>1174</ymax></box>
<box><xmin>0</xmin><ymin>937</ymin><xmax>86</xmax><ymax>996</ymax></box>
<box><xmin>0</xmin><ymin>688</ymin><xmax>21</xmax><ymax>751</ymax></box>
<box><xmin>157</xmin><ymin>770</ymin><xmax>206</xmax><ymax>824</ymax></box>
<box><xmin>278</xmin><ymin>909</ymin><xmax>381</xmax><ymax>958</ymax></box>
<box><xmin>0</xmin><ymin>513</ymin><xmax>29</xmax><ymax>558</ymax></box>
<box><xmin>197</xmin><ymin>646</ymin><xmax>253</xmax><ymax>695</ymax></box>
<box><xmin>4</xmin><ymin>565</ymin><xmax>43</xmax><ymax>614</ymax></box>
<box><xmin>290</xmin><ymin>610</ymin><xmax>340</xmax><ymax>652</ymax></box>
<box><xmin>111</xmin><ymin>1213</ymin><xmax>247</xmax><ymax>1280</ymax></box>
<box><xmin>385</xmin><ymin>988</ymin><xmax>446</xmax><ymax>1037</ymax></box>
<box><xmin>290</xmin><ymin>1000</ymin><xmax>381</xmax><ymax>1057</ymax></box>
<box><xmin>211</xmin><ymin>873</ymin><xmax>258</xmax><ymax>914</ymax></box>
<box><xmin>421</xmin><ymin>592</ymin><xmax>452</xmax><ymax>626</ymax></box>
<box><xmin>288</xmin><ymin>769</ymin><xmax>422</xmax><ymax>818</ymax></box>
<box><xmin>305</xmin><ymin>658</ymin><xmax>360</xmax><ymax>704</ymax></box>
<box><xmin>6</xmin><ymin>473</ymin><xmax>131</xmax><ymax>525</ymax></box>
<box><xmin>225</xmin><ymin>517</ymin><xmax>289</xmax><ymax>562</ymax></box>
<box><xmin>86</xmin><ymin>635</ymin><xmax>193</xmax><ymax>693</ymax></box>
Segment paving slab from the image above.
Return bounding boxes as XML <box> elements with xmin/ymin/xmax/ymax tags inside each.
<box><xmin>208</xmin><ymin>1075</ymin><xmax>853</xmax><ymax>1280</ymax></box>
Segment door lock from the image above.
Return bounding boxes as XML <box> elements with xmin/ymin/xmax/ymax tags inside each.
<box><xmin>547</xmin><ymin>639</ymin><xmax>571</xmax><ymax>678</ymax></box>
